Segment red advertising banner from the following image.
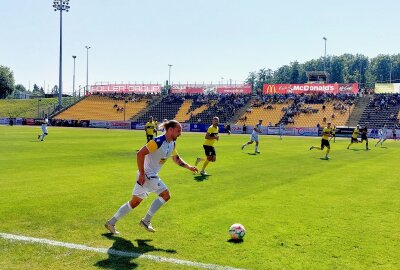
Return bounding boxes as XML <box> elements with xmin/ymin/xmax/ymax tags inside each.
<box><xmin>337</xmin><ymin>83</ymin><xmax>359</xmax><ymax>94</ymax></box>
<box><xmin>263</xmin><ymin>83</ymin><xmax>358</xmax><ymax>95</ymax></box>
<box><xmin>216</xmin><ymin>85</ymin><xmax>252</xmax><ymax>94</ymax></box>
<box><xmin>91</xmin><ymin>84</ymin><xmax>162</xmax><ymax>94</ymax></box>
<box><xmin>170</xmin><ymin>86</ymin><xmax>204</xmax><ymax>94</ymax></box>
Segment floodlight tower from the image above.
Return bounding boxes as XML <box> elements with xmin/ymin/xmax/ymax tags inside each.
<box><xmin>53</xmin><ymin>0</ymin><xmax>70</xmax><ymax>109</ymax></box>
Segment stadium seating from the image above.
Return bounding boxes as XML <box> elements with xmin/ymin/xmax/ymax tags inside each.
<box><xmin>358</xmin><ymin>94</ymin><xmax>400</xmax><ymax>128</ymax></box>
<box><xmin>235</xmin><ymin>103</ymin><xmax>291</xmax><ymax>126</ymax></box>
<box><xmin>54</xmin><ymin>95</ymin><xmax>149</xmax><ymax>121</ymax></box>
<box><xmin>136</xmin><ymin>94</ymin><xmax>250</xmax><ymax>124</ymax></box>
<box><xmin>136</xmin><ymin>95</ymin><xmax>185</xmax><ymax>123</ymax></box>
<box><xmin>286</xmin><ymin>101</ymin><xmax>354</xmax><ymax>128</ymax></box>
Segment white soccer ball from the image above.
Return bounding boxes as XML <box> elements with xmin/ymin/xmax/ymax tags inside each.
<box><xmin>229</xmin><ymin>223</ymin><xmax>246</xmax><ymax>240</ymax></box>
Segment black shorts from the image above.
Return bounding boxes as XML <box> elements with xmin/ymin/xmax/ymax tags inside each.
<box><xmin>351</xmin><ymin>137</ymin><xmax>358</xmax><ymax>143</ymax></box>
<box><xmin>321</xmin><ymin>139</ymin><xmax>330</xmax><ymax>148</ymax></box>
<box><xmin>146</xmin><ymin>135</ymin><xmax>154</xmax><ymax>142</ymax></box>
<box><xmin>203</xmin><ymin>145</ymin><xmax>216</xmax><ymax>157</ymax></box>
<box><xmin>331</xmin><ymin>133</ymin><xmax>336</xmax><ymax>137</ymax></box>
<box><xmin>361</xmin><ymin>135</ymin><xmax>368</xmax><ymax>141</ymax></box>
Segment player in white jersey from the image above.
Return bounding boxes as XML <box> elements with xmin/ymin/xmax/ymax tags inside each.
<box><xmin>38</xmin><ymin>115</ymin><xmax>49</xmax><ymax>141</ymax></box>
<box><xmin>375</xmin><ymin>124</ymin><xmax>387</xmax><ymax>147</ymax></box>
<box><xmin>241</xmin><ymin>119</ymin><xmax>263</xmax><ymax>154</ymax></box>
<box><xmin>279</xmin><ymin>122</ymin><xmax>284</xmax><ymax>140</ymax></box>
<box><xmin>105</xmin><ymin>120</ymin><xmax>198</xmax><ymax>234</ymax></box>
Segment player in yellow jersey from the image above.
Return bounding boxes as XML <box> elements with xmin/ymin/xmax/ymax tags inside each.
<box><xmin>145</xmin><ymin>116</ymin><xmax>156</xmax><ymax>142</ymax></box>
<box><xmin>154</xmin><ymin>118</ymin><xmax>159</xmax><ymax>136</ymax></box>
<box><xmin>105</xmin><ymin>120</ymin><xmax>198</xmax><ymax>234</ymax></box>
<box><xmin>309</xmin><ymin>122</ymin><xmax>332</xmax><ymax>160</ymax></box>
<box><xmin>195</xmin><ymin>117</ymin><xmax>220</xmax><ymax>176</ymax></box>
<box><xmin>329</xmin><ymin>125</ymin><xmax>336</xmax><ymax>142</ymax></box>
<box><xmin>347</xmin><ymin>125</ymin><xmax>360</xmax><ymax>149</ymax></box>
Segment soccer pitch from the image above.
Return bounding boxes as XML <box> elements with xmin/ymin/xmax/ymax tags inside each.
<box><xmin>0</xmin><ymin>126</ymin><xmax>399</xmax><ymax>270</ymax></box>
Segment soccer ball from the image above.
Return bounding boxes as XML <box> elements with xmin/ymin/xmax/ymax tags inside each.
<box><xmin>229</xmin><ymin>223</ymin><xmax>246</xmax><ymax>240</ymax></box>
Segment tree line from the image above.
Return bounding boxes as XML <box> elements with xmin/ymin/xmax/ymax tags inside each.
<box><xmin>0</xmin><ymin>65</ymin><xmax>59</xmax><ymax>99</ymax></box>
<box><xmin>246</xmin><ymin>53</ymin><xmax>400</xmax><ymax>92</ymax></box>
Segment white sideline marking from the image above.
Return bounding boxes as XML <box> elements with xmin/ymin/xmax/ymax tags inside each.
<box><xmin>0</xmin><ymin>233</ymin><xmax>247</xmax><ymax>270</ymax></box>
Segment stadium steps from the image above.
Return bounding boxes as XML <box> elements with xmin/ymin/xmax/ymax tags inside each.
<box><xmin>130</xmin><ymin>96</ymin><xmax>163</xmax><ymax>122</ymax></box>
<box><xmin>347</xmin><ymin>95</ymin><xmax>369</xmax><ymax>126</ymax></box>
<box><xmin>229</xmin><ymin>98</ymin><xmax>254</xmax><ymax>124</ymax></box>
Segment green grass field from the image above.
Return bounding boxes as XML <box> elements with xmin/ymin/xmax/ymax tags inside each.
<box><xmin>0</xmin><ymin>126</ymin><xmax>399</xmax><ymax>269</ymax></box>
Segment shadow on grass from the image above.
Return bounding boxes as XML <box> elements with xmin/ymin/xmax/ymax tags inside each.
<box><xmin>94</xmin><ymin>233</ymin><xmax>176</xmax><ymax>270</ymax></box>
<box><xmin>193</xmin><ymin>175</ymin><xmax>210</xmax><ymax>182</ymax></box>
<box><xmin>227</xmin><ymin>239</ymin><xmax>244</xmax><ymax>244</ymax></box>
<box><xmin>319</xmin><ymin>157</ymin><xmax>330</xmax><ymax>161</ymax></box>
<box><xmin>247</xmin><ymin>153</ymin><xmax>257</xmax><ymax>156</ymax></box>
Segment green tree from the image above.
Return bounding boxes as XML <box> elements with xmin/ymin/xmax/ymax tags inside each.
<box><xmin>32</xmin><ymin>84</ymin><xmax>41</xmax><ymax>96</ymax></box>
<box><xmin>0</xmin><ymin>65</ymin><xmax>15</xmax><ymax>99</ymax></box>
<box><xmin>51</xmin><ymin>85</ymin><xmax>59</xmax><ymax>96</ymax></box>
<box><xmin>245</xmin><ymin>71</ymin><xmax>257</xmax><ymax>93</ymax></box>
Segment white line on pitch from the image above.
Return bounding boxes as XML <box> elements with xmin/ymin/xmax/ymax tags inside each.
<box><xmin>0</xmin><ymin>233</ymin><xmax>247</xmax><ymax>270</ymax></box>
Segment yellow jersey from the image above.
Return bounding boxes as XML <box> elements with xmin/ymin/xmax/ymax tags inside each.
<box><xmin>352</xmin><ymin>128</ymin><xmax>359</xmax><ymax>139</ymax></box>
<box><xmin>145</xmin><ymin>121</ymin><xmax>156</xmax><ymax>135</ymax></box>
<box><xmin>321</xmin><ymin>127</ymin><xmax>331</xmax><ymax>140</ymax></box>
<box><xmin>203</xmin><ymin>125</ymin><xmax>219</xmax><ymax>146</ymax></box>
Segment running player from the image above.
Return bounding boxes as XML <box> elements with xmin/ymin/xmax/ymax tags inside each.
<box><xmin>195</xmin><ymin>117</ymin><xmax>220</xmax><ymax>176</ymax></box>
<box><xmin>105</xmin><ymin>120</ymin><xmax>198</xmax><ymax>234</ymax></box>
<box><xmin>38</xmin><ymin>114</ymin><xmax>49</xmax><ymax>141</ymax></box>
<box><xmin>375</xmin><ymin>124</ymin><xmax>387</xmax><ymax>147</ymax></box>
<box><xmin>309</xmin><ymin>122</ymin><xmax>332</xmax><ymax>160</ymax></box>
<box><xmin>360</xmin><ymin>124</ymin><xmax>370</xmax><ymax>150</ymax></box>
<box><xmin>145</xmin><ymin>116</ymin><xmax>156</xmax><ymax>142</ymax></box>
<box><xmin>330</xmin><ymin>125</ymin><xmax>336</xmax><ymax>142</ymax></box>
<box><xmin>392</xmin><ymin>127</ymin><xmax>397</xmax><ymax>140</ymax></box>
<box><xmin>347</xmin><ymin>125</ymin><xmax>360</xmax><ymax>149</ymax></box>
<box><xmin>241</xmin><ymin>119</ymin><xmax>263</xmax><ymax>154</ymax></box>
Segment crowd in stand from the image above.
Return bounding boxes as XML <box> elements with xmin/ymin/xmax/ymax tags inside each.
<box><xmin>92</xmin><ymin>91</ymin><xmax>160</xmax><ymax>104</ymax></box>
<box><xmin>368</xmin><ymin>93</ymin><xmax>400</xmax><ymax>111</ymax></box>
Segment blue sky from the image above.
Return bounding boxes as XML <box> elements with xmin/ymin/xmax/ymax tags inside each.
<box><xmin>1</xmin><ymin>0</ymin><xmax>399</xmax><ymax>93</ymax></box>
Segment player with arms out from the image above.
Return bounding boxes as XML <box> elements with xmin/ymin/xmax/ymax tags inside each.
<box><xmin>195</xmin><ymin>117</ymin><xmax>220</xmax><ymax>176</ymax></box>
<box><xmin>309</xmin><ymin>122</ymin><xmax>332</xmax><ymax>160</ymax></box>
<box><xmin>145</xmin><ymin>116</ymin><xmax>156</xmax><ymax>142</ymax></box>
<box><xmin>38</xmin><ymin>114</ymin><xmax>49</xmax><ymax>141</ymax></box>
<box><xmin>241</xmin><ymin>119</ymin><xmax>263</xmax><ymax>154</ymax></box>
<box><xmin>347</xmin><ymin>125</ymin><xmax>360</xmax><ymax>149</ymax></box>
<box><xmin>375</xmin><ymin>124</ymin><xmax>387</xmax><ymax>147</ymax></box>
<box><xmin>105</xmin><ymin>120</ymin><xmax>198</xmax><ymax>234</ymax></box>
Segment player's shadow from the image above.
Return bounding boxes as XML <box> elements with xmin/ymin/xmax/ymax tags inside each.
<box><xmin>227</xmin><ymin>239</ymin><xmax>244</xmax><ymax>244</ymax></box>
<box><xmin>94</xmin><ymin>233</ymin><xmax>176</xmax><ymax>270</ymax></box>
<box><xmin>247</xmin><ymin>153</ymin><xmax>257</xmax><ymax>156</ymax></box>
<box><xmin>194</xmin><ymin>175</ymin><xmax>210</xmax><ymax>182</ymax></box>
<box><xmin>348</xmin><ymin>148</ymin><xmax>363</xmax><ymax>151</ymax></box>
<box><xmin>319</xmin><ymin>157</ymin><xmax>330</xmax><ymax>161</ymax></box>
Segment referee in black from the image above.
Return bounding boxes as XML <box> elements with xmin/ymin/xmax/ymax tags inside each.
<box><xmin>360</xmin><ymin>124</ymin><xmax>370</xmax><ymax>150</ymax></box>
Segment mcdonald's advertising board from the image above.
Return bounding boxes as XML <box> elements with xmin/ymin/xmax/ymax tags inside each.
<box><xmin>263</xmin><ymin>83</ymin><xmax>358</xmax><ymax>95</ymax></box>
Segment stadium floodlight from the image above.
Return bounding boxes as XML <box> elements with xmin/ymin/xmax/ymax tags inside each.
<box><xmin>323</xmin><ymin>37</ymin><xmax>327</xmax><ymax>72</ymax></box>
<box><xmin>53</xmin><ymin>0</ymin><xmax>70</xmax><ymax>109</ymax></box>
<box><xmin>85</xmin><ymin>46</ymin><xmax>91</xmax><ymax>95</ymax></box>
<box><xmin>168</xmin><ymin>64</ymin><xmax>173</xmax><ymax>86</ymax></box>
<box><xmin>72</xmin><ymin>56</ymin><xmax>76</xmax><ymax>101</ymax></box>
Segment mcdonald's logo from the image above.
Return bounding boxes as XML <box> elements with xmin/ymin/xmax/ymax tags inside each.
<box><xmin>264</xmin><ymin>84</ymin><xmax>276</xmax><ymax>94</ymax></box>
